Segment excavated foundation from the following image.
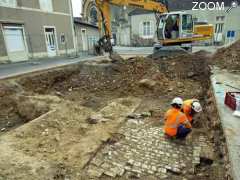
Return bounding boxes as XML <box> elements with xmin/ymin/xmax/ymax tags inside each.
<box><xmin>0</xmin><ymin>54</ymin><xmax>231</xmax><ymax>179</ymax></box>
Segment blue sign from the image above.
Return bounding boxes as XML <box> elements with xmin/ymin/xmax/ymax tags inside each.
<box><xmin>227</xmin><ymin>31</ymin><xmax>231</xmax><ymax>37</ymax></box>
<box><xmin>231</xmin><ymin>31</ymin><xmax>235</xmax><ymax>37</ymax></box>
<box><xmin>227</xmin><ymin>30</ymin><xmax>235</xmax><ymax>38</ymax></box>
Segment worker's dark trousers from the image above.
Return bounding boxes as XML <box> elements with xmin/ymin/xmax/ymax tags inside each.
<box><xmin>176</xmin><ymin>125</ymin><xmax>191</xmax><ymax>139</ymax></box>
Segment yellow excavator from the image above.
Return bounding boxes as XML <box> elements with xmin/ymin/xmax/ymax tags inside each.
<box><xmin>94</xmin><ymin>0</ymin><xmax>214</xmax><ymax>55</ymax></box>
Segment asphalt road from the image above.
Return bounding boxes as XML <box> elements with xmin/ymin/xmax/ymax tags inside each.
<box><xmin>0</xmin><ymin>56</ymin><xmax>95</xmax><ymax>80</ymax></box>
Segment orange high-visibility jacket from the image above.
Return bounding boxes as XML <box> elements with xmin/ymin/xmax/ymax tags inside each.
<box><xmin>182</xmin><ymin>99</ymin><xmax>198</xmax><ymax>123</ymax></box>
<box><xmin>164</xmin><ymin>108</ymin><xmax>191</xmax><ymax>137</ymax></box>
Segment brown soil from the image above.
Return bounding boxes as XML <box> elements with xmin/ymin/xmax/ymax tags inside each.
<box><xmin>212</xmin><ymin>40</ymin><xmax>240</xmax><ymax>71</ymax></box>
<box><xmin>0</xmin><ymin>52</ymin><xmax>230</xmax><ymax>179</ymax></box>
<box><xmin>0</xmin><ymin>82</ymin><xmax>49</xmax><ymax>132</ymax></box>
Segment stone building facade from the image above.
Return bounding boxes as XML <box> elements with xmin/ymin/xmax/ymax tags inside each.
<box><xmin>0</xmin><ymin>0</ymin><xmax>76</xmax><ymax>63</ymax></box>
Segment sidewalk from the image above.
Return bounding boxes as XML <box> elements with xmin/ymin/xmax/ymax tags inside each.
<box><xmin>113</xmin><ymin>46</ymin><xmax>153</xmax><ymax>55</ymax></box>
<box><xmin>211</xmin><ymin>67</ymin><xmax>240</xmax><ymax>180</ymax></box>
<box><xmin>0</xmin><ymin>55</ymin><xmax>99</xmax><ymax>80</ymax></box>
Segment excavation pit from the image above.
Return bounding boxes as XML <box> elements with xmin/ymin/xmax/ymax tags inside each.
<box><xmin>0</xmin><ymin>52</ymin><xmax>231</xmax><ymax>179</ymax></box>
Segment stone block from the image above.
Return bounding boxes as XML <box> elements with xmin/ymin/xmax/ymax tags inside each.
<box><xmin>127</xmin><ymin>159</ymin><xmax>134</xmax><ymax>165</ymax></box>
<box><xmin>142</xmin><ymin>164</ymin><xmax>148</xmax><ymax>169</ymax></box>
<box><xmin>91</xmin><ymin>158</ymin><xmax>103</xmax><ymax>166</ymax></box>
<box><xmin>104</xmin><ymin>170</ymin><xmax>117</xmax><ymax>178</ymax></box>
<box><xmin>200</xmin><ymin>146</ymin><xmax>214</xmax><ymax>164</ymax></box>
<box><xmin>87</xmin><ymin>166</ymin><xmax>104</xmax><ymax>178</ymax></box>
<box><xmin>152</xmin><ymin>166</ymin><xmax>157</xmax><ymax>172</ymax></box>
<box><xmin>134</xmin><ymin>162</ymin><xmax>141</xmax><ymax>167</ymax></box>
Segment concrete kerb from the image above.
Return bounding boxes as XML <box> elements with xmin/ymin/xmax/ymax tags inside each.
<box><xmin>211</xmin><ymin>74</ymin><xmax>234</xmax><ymax>179</ymax></box>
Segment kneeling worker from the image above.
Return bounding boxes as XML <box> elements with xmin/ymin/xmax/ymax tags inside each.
<box><xmin>182</xmin><ymin>99</ymin><xmax>202</xmax><ymax>124</ymax></box>
<box><xmin>164</xmin><ymin>97</ymin><xmax>192</xmax><ymax>139</ymax></box>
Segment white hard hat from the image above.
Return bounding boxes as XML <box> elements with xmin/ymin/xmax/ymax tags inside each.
<box><xmin>171</xmin><ymin>97</ymin><xmax>183</xmax><ymax>106</ymax></box>
<box><xmin>192</xmin><ymin>101</ymin><xmax>202</xmax><ymax>113</ymax></box>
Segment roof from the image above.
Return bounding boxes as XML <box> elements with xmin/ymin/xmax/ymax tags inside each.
<box><xmin>129</xmin><ymin>9</ymin><xmax>154</xmax><ymax>16</ymax></box>
<box><xmin>74</xmin><ymin>17</ymin><xmax>98</xmax><ymax>29</ymax></box>
<box><xmin>161</xmin><ymin>11</ymin><xmax>187</xmax><ymax>15</ymax></box>
<box><xmin>129</xmin><ymin>9</ymin><xmax>188</xmax><ymax>16</ymax></box>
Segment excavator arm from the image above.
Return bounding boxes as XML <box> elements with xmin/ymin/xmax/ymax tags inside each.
<box><xmin>94</xmin><ymin>0</ymin><xmax>168</xmax><ymax>55</ymax></box>
<box><xmin>94</xmin><ymin>0</ymin><xmax>214</xmax><ymax>56</ymax></box>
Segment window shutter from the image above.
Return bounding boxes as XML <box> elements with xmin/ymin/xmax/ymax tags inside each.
<box><xmin>150</xmin><ymin>21</ymin><xmax>154</xmax><ymax>36</ymax></box>
<box><xmin>139</xmin><ymin>22</ymin><xmax>143</xmax><ymax>37</ymax></box>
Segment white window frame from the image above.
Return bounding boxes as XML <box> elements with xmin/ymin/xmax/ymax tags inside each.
<box><xmin>39</xmin><ymin>0</ymin><xmax>53</xmax><ymax>12</ymax></box>
<box><xmin>215</xmin><ymin>23</ymin><xmax>224</xmax><ymax>33</ymax></box>
<box><xmin>0</xmin><ymin>0</ymin><xmax>17</xmax><ymax>8</ymax></box>
<box><xmin>140</xmin><ymin>21</ymin><xmax>154</xmax><ymax>39</ymax></box>
<box><xmin>1</xmin><ymin>24</ymin><xmax>29</xmax><ymax>60</ymax></box>
<box><xmin>43</xmin><ymin>25</ymin><xmax>59</xmax><ymax>54</ymax></box>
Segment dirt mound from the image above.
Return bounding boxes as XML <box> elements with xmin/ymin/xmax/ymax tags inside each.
<box><xmin>19</xmin><ymin>53</ymin><xmax>210</xmax><ymax>100</ymax></box>
<box><xmin>212</xmin><ymin>40</ymin><xmax>240</xmax><ymax>70</ymax></box>
<box><xmin>155</xmin><ymin>51</ymin><xmax>210</xmax><ymax>80</ymax></box>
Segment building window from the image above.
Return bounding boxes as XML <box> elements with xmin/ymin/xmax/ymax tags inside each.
<box><xmin>143</xmin><ymin>21</ymin><xmax>151</xmax><ymax>36</ymax></box>
<box><xmin>142</xmin><ymin>21</ymin><xmax>153</xmax><ymax>38</ymax></box>
<box><xmin>215</xmin><ymin>23</ymin><xmax>224</xmax><ymax>33</ymax></box>
<box><xmin>89</xmin><ymin>6</ymin><xmax>98</xmax><ymax>25</ymax></box>
<box><xmin>88</xmin><ymin>36</ymin><xmax>97</xmax><ymax>48</ymax></box>
<box><xmin>39</xmin><ymin>0</ymin><xmax>53</xmax><ymax>12</ymax></box>
<box><xmin>0</xmin><ymin>0</ymin><xmax>17</xmax><ymax>7</ymax></box>
<box><xmin>216</xmin><ymin>16</ymin><xmax>225</xmax><ymax>21</ymax></box>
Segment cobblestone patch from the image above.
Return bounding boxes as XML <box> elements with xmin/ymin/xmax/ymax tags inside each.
<box><xmin>85</xmin><ymin>117</ymin><xmax>212</xmax><ymax>179</ymax></box>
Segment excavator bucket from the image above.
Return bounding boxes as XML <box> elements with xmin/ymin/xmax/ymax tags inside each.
<box><xmin>94</xmin><ymin>35</ymin><xmax>113</xmax><ymax>56</ymax></box>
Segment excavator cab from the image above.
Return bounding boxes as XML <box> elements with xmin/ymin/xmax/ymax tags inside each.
<box><xmin>157</xmin><ymin>12</ymin><xmax>193</xmax><ymax>43</ymax></box>
<box><xmin>153</xmin><ymin>12</ymin><xmax>194</xmax><ymax>54</ymax></box>
<box><xmin>152</xmin><ymin>12</ymin><xmax>194</xmax><ymax>56</ymax></box>
<box><xmin>155</xmin><ymin>11</ymin><xmax>213</xmax><ymax>54</ymax></box>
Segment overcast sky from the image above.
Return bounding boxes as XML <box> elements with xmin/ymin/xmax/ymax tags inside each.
<box><xmin>71</xmin><ymin>0</ymin><xmax>82</xmax><ymax>17</ymax></box>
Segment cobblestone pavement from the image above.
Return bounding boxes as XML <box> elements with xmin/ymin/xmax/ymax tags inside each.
<box><xmin>85</xmin><ymin>116</ymin><xmax>212</xmax><ymax>179</ymax></box>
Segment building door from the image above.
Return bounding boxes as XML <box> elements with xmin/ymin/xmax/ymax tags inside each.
<box><xmin>81</xmin><ymin>29</ymin><xmax>88</xmax><ymax>51</ymax></box>
<box><xmin>3</xmin><ymin>26</ymin><xmax>28</xmax><ymax>62</ymax></box>
<box><xmin>44</xmin><ymin>27</ymin><xmax>57</xmax><ymax>57</ymax></box>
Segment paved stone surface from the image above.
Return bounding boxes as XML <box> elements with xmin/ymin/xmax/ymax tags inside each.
<box><xmin>211</xmin><ymin>67</ymin><xmax>240</xmax><ymax>180</ymax></box>
<box><xmin>85</xmin><ymin>116</ymin><xmax>212</xmax><ymax>179</ymax></box>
